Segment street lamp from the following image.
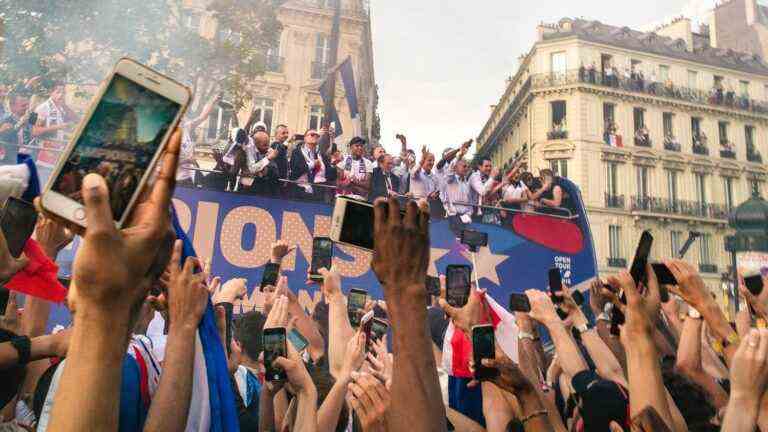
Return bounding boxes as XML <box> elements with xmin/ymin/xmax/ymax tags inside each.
<box><xmin>724</xmin><ymin>190</ymin><xmax>768</xmax><ymax>314</ymax></box>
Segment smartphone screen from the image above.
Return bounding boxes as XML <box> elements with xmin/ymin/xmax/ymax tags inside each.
<box><xmin>460</xmin><ymin>229</ymin><xmax>488</xmax><ymax>248</ymax></box>
<box><xmin>348</xmin><ymin>288</ymin><xmax>368</xmax><ymax>327</ymax></box>
<box><xmin>50</xmin><ymin>74</ymin><xmax>183</xmax><ymax>223</ymax></box>
<box><xmin>548</xmin><ymin>268</ymin><xmax>563</xmax><ymax>304</ymax></box>
<box><xmin>472</xmin><ymin>325</ymin><xmax>497</xmax><ymax>380</ymax></box>
<box><xmin>370</xmin><ymin>318</ymin><xmax>389</xmax><ymax>342</ymax></box>
<box><xmin>745</xmin><ymin>274</ymin><xmax>764</xmax><ymax>296</ymax></box>
<box><xmin>0</xmin><ymin>198</ymin><xmax>38</xmax><ymax>258</ymax></box>
<box><xmin>630</xmin><ymin>231</ymin><xmax>653</xmax><ymax>286</ymax></box>
<box><xmin>260</xmin><ymin>262</ymin><xmax>280</xmax><ymax>291</ymax></box>
<box><xmin>335</xmin><ymin>198</ymin><xmax>407</xmax><ymax>251</ymax></box>
<box><xmin>310</xmin><ymin>237</ymin><xmax>333</xmax><ymax>280</ymax></box>
<box><xmin>288</xmin><ymin>329</ymin><xmax>309</xmax><ymax>352</ymax></box>
<box><xmin>509</xmin><ymin>293</ymin><xmax>531</xmax><ymax>312</ymax></box>
<box><xmin>263</xmin><ymin>328</ymin><xmax>288</xmax><ymax>381</ymax></box>
<box><xmin>446</xmin><ymin>265</ymin><xmax>472</xmax><ymax>307</ymax></box>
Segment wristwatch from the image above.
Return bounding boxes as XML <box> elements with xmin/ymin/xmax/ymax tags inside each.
<box><xmin>597</xmin><ymin>312</ymin><xmax>611</xmax><ymax>323</ymax></box>
<box><xmin>573</xmin><ymin>323</ymin><xmax>591</xmax><ymax>335</ymax></box>
<box><xmin>518</xmin><ymin>331</ymin><xmax>539</xmax><ymax>341</ymax></box>
<box><xmin>10</xmin><ymin>335</ymin><xmax>31</xmax><ymax>365</ymax></box>
<box><xmin>687</xmin><ymin>308</ymin><xmax>702</xmax><ymax>319</ymax></box>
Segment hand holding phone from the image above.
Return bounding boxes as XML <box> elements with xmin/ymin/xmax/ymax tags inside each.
<box><xmin>630</xmin><ymin>231</ymin><xmax>653</xmax><ymax>287</ymax></box>
<box><xmin>446</xmin><ymin>265</ymin><xmax>472</xmax><ymax>307</ymax></box>
<box><xmin>509</xmin><ymin>293</ymin><xmax>531</xmax><ymax>312</ymax></box>
<box><xmin>472</xmin><ymin>325</ymin><xmax>498</xmax><ymax>380</ymax></box>
<box><xmin>348</xmin><ymin>288</ymin><xmax>368</xmax><ymax>327</ymax></box>
<box><xmin>260</xmin><ymin>262</ymin><xmax>280</xmax><ymax>291</ymax></box>
<box><xmin>745</xmin><ymin>273</ymin><xmax>764</xmax><ymax>297</ymax></box>
<box><xmin>0</xmin><ymin>197</ymin><xmax>38</xmax><ymax>258</ymax></box>
<box><xmin>309</xmin><ymin>237</ymin><xmax>333</xmax><ymax>281</ymax></box>
<box><xmin>263</xmin><ymin>327</ymin><xmax>288</xmax><ymax>381</ymax></box>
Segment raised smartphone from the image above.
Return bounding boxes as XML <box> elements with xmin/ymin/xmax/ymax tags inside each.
<box><xmin>630</xmin><ymin>231</ymin><xmax>653</xmax><ymax>287</ymax></box>
<box><xmin>509</xmin><ymin>293</ymin><xmax>531</xmax><ymax>312</ymax></box>
<box><xmin>309</xmin><ymin>237</ymin><xmax>333</xmax><ymax>281</ymax></box>
<box><xmin>472</xmin><ymin>324</ymin><xmax>498</xmax><ymax>380</ymax></box>
<box><xmin>446</xmin><ymin>264</ymin><xmax>472</xmax><ymax>307</ymax></box>
<box><xmin>348</xmin><ymin>288</ymin><xmax>368</xmax><ymax>327</ymax></box>
<box><xmin>0</xmin><ymin>197</ymin><xmax>38</xmax><ymax>257</ymax></box>
<box><xmin>263</xmin><ymin>327</ymin><xmax>288</xmax><ymax>381</ymax></box>
<box><xmin>42</xmin><ymin>58</ymin><xmax>190</xmax><ymax>228</ymax></box>
<box><xmin>260</xmin><ymin>262</ymin><xmax>280</xmax><ymax>291</ymax></box>
<box><xmin>745</xmin><ymin>273</ymin><xmax>764</xmax><ymax>296</ymax></box>
<box><xmin>329</xmin><ymin>196</ymin><xmax>407</xmax><ymax>251</ymax></box>
<box><xmin>548</xmin><ymin>268</ymin><xmax>563</xmax><ymax>304</ymax></box>
<box><xmin>288</xmin><ymin>328</ymin><xmax>309</xmax><ymax>352</ymax></box>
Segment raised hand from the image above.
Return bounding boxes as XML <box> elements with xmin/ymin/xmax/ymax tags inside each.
<box><xmin>166</xmin><ymin>240</ymin><xmax>209</xmax><ymax>331</ymax></box>
<box><xmin>264</xmin><ymin>295</ymin><xmax>290</xmax><ymax>329</ymax></box>
<box><xmin>371</xmin><ymin>197</ymin><xmax>430</xmax><ymax>306</ymax></box>
<box><xmin>318</xmin><ymin>267</ymin><xmax>342</xmax><ymax>300</ymax></box>
<box><xmin>34</xmin><ymin>216</ymin><xmax>74</xmax><ymax>258</ymax></box>
<box><xmin>438</xmin><ymin>288</ymin><xmax>486</xmax><ymax>334</ymax></box>
<box><xmin>663</xmin><ymin>259</ymin><xmax>712</xmax><ymax>311</ymax></box>
<box><xmin>347</xmin><ymin>372</ymin><xmax>391</xmax><ymax>432</ymax></box>
<box><xmin>0</xmin><ymin>292</ymin><xmax>20</xmax><ymax>334</ymax></box>
<box><xmin>480</xmin><ymin>354</ymin><xmax>535</xmax><ymax>395</ymax></box>
<box><xmin>273</xmin><ymin>343</ymin><xmax>315</xmax><ymax>395</ymax></box>
<box><xmin>730</xmin><ymin>328</ymin><xmax>768</xmax><ymax>405</ymax></box>
<box><xmin>525</xmin><ymin>289</ymin><xmax>561</xmax><ymax>327</ymax></box>
<box><xmin>341</xmin><ymin>330</ymin><xmax>367</xmax><ymax>380</ymax></box>
<box><xmin>0</xmin><ymin>229</ymin><xmax>28</xmax><ymax>284</ymax></box>
<box><xmin>214</xmin><ymin>278</ymin><xmax>247</xmax><ymax>304</ymax></box>
<box><xmin>270</xmin><ymin>240</ymin><xmax>293</xmax><ymax>263</ymax></box>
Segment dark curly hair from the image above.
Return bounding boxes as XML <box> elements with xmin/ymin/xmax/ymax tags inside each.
<box><xmin>233</xmin><ymin>311</ymin><xmax>266</xmax><ymax>361</ymax></box>
<box><xmin>661</xmin><ymin>356</ymin><xmax>718</xmax><ymax>431</ymax></box>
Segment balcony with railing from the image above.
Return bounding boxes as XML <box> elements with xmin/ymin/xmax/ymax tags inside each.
<box><xmin>531</xmin><ymin>69</ymin><xmax>768</xmax><ymax>116</ymax></box>
<box><xmin>719</xmin><ymin>145</ymin><xmax>736</xmax><ymax>159</ymax></box>
<box><xmin>692</xmin><ymin>142</ymin><xmax>709</xmax><ymax>156</ymax></box>
<box><xmin>607</xmin><ymin>258</ymin><xmax>627</xmax><ymax>268</ymax></box>
<box><xmin>547</xmin><ymin>128</ymin><xmax>568</xmax><ymax>140</ymax></box>
<box><xmin>604</xmin><ymin>193</ymin><xmax>625</xmax><ymax>209</ymax></box>
<box><xmin>663</xmin><ymin>138</ymin><xmax>681</xmax><ymax>152</ymax></box>
<box><xmin>634</xmin><ymin>136</ymin><xmax>652</xmax><ymax>147</ymax></box>
<box><xmin>311</xmin><ymin>61</ymin><xmax>327</xmax><ymax>79</ymax></box>
<box><xmin>265</xmin><ymin>55</ymin><xmax>284</xmax><ymax>73</ymax></box>
<box><xmin>699</xmin><ymin>263</ymin><xmax>718</xmax><ymax>273</ymax></box>
<box><xmin>748</xmin><ymin>146</ymin><xmax>763</xmax><ymax>163</ymax></box>
<box><xmin>630</xmin><ymin>196</ymin><xmax>729</xmax><ymax>220</ymax></box>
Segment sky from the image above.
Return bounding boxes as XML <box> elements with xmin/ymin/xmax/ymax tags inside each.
<box><xmin>370</xmin><ymin>0</ymin><xmax>717</xmax><ymax>156</ymax></box>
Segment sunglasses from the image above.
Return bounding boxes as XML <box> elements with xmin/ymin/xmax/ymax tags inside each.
<box><xmin>307</xmin><ymin>132</ymin><xmax>319</xmax><ymax>137</ymax></box>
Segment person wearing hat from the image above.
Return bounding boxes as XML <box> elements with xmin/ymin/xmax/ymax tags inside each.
<box><xmin>336</xmin><ymin>136</ymin><xmax>373</xmax><ymax>199</ymax></box>
<box><xmin>570</xmin><ymin>370</ymin><xmax>630</xmax><ymax>431</ymax></box>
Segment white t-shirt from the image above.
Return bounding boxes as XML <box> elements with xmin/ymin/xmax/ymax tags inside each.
<box><xmin>502</xmin><ymin>182</ymin><xmax>529</xmax><ymax>203</ymax></box>
<box><xmin>176</xmin><ymin>123</ymin><xmax>196</xmax><ymax>182</ymax></box>
<box><xmin>34</xmin><ymin>99</ymin><xmax>68</xmax><ymax>168</ymax></box>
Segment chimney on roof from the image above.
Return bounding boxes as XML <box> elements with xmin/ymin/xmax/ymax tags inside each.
<box><xmin>655</xmin><ymin>16</ymin><xmax>693</xmax><ymax>52</ymax></box>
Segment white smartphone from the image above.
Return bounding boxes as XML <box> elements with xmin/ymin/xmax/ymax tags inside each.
<box><xmin>41</xmin><ymin>58</ymin><xmax>191</xmax><ymax>228</ymax></box>
<box><xmin>330</xmin><ymin>196</ymin><xmax>407</xmax><ymax>251</ymax></box>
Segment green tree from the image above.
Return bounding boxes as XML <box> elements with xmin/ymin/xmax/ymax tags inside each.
<box><xmin>0</xmin><ymin>0</ymin><xmax>284</xmax><ymax>111</ymax></box>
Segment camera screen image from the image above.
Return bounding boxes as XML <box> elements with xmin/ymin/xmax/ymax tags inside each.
<box><xmin>51</xmin><ymin>74</ymin><xmax>181</xmax><ymax>222</ymax></box>
<box><xmin>339</xmin><ymin>201</ymin><xmax>375</xmax><ymax>250</ymax></box>
<box><xmin>349</xmin><ymin>291</ymin><xmax>367</xmax><ymax>309</ymax></box>
<box><xmin>263</xmin><ymin>331</ymin><xmax>287</xmax><ymax>379</ymax></box>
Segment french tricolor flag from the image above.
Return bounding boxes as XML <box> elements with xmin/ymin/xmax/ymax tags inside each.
<box><xmin>442</xmin><ymin>292</ymin><xmax>519</xmax><ymax>426</ymax></box>
<box><xmin>171</xmin><ymin>209</ymin><xmax>240</xmax><ymax>432</ymax></box>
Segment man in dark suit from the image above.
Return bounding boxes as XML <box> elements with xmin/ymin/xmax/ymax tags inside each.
<box><xmin>369</xmin><ymin>153</ymin><xmax>400</xmax><ymax>202</ymax></box>
<box><xmin>289</xmin><ymin>128</ymin><xmax>336</xmax><ymax>201</ymax></box>
<box><xmin>271</xmin><ymin>124</ymin><xmax>290</xmax><ymax>180</ymax></box>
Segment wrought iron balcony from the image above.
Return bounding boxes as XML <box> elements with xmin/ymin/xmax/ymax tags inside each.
<box><xmin>634</xmin><ymin>137</ymin><xmax>652</xmax><ymax>147</ymax></box>
<box><xmin>699</xmin><ymin>263</ymin><xmax>718</xmax><ymax>273</ymax></box>
<box><xmin>630</xmin><ymin>196</ymin><xmax>730</xmax><ymax>220</ymax></box>
<box><xmin>748</xmin><ymin>149</ymin><xmax>763</xmax><ymax>163</ymax></box>
<box><xmin>720</xmin><ymin>148</ymin><xmax>736</xmax><ymax>159</ymax></box>
<box><xmin>608</xmin><ymin>258</ymin><xmax>627</xmax><ymax>268</ymax></box>
<box><xmin>663</xmin><ymin>140</ymin><xmax>681</xmax><ymax>152</ymax></box>
<box><xmin>692</xmin><ymin>143</ymin><xmax>709</xmax><ymax>156</ymax></box>
<box><xmin>265</xmin><ymin>55</ymin><xmax>284</xmax><ymax>73</ymax></box>
<box><xmin>604</xmin><ymin>193</ymin><xmax>625</xmax><ymax>209</ymax></box>
<box><xmin>311</xmin><ymin>61</ymin><xmax>327</xmax><ymax>79</ymax></box>
<box><xmin>607</xmin><ymin>258</ymin><xmax>627</xmax><ymax>268</ymax></box>
<box><xmin>547</xmin><ymin>129</ymin><xmax>568</xmax><ymax>140</ymax></box>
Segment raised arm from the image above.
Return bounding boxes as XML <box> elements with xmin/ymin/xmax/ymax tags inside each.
<box><xmin>144</xmin><ymin>241</ymin><xmax>209</xmax><ymax>432</ymax></box>
<box><xmin>187</xmin><ymin>92</ymin><xmax>220</xmax><ymax>130</ymax></box>
<box><xmin>674</xmin><ymin>314</ymin><xmax>728</xmax><ymax>409</ymax></box>
<box><xmin>317</xmin><ymin>331</ymin><xmax>365</xmax><ymax>431</ymax></box>
<box><xmin>372</xmin><ymin>197</ymin><xmax>445</xmax><ymax>432</ymax></box>
<box><xmin>319</xmin><ymin>267</ymin><xmax>355</xmax><ymax>378</ymax></box>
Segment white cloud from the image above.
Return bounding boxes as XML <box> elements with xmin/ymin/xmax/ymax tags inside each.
<box><xmin>641</xmin><ymin>0</ymin><xmax>718</xmax><ymax>32</ymax></box>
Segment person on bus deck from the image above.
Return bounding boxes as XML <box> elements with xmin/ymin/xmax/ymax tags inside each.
<box><xmin>289</xmin><ymin>128</ymin><xmax>336</xmax><ymax>201</ymax></box>
<box><xmin>335</xmin><ymin>136</ymin><xmax>373</xmax><ymax>199</ymax></box>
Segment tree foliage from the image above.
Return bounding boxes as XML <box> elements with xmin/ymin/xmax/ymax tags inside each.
<box><xmin>0</xmin><ymin>0</ymin><xmax>284</xmax><ymax>110</ymax></box>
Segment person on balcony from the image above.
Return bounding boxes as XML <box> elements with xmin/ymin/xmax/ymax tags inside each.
<box><xmin>664</xmin><ymin>133</ymin><xmax>680</xmax><ymax>151</ymax></box>
<box><xmin>587</xmin><ymin>62</ymin><xmax>597</xmax><ymax>83</ymax></box>
<box><xmin>635</xmin><ymin>125</ymin><xmax>650</xmax><ymax>146</ymax></box>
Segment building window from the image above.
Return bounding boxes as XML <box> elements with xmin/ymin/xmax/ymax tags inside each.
<box><xmin>740</xmin><ymin>80</ymin><xmax>750</xmax><ymax>96</ymax></box>
<box><xmin>714</xmin><ymin>75</ymin><xmax>724</xmax><ymax>88</ymax></box>
<box><xmin>550</xmin><ymin>159</ymin><xmax>568</xmax><ymax>178</ymax></box>
<box><xmin>550</xmin><ymin>52</ymin><xmax>567</xmax><ymax>75</ymax></box>
<box><xmin>700</xmin><ymin>233</ymin><xmax>713</xmax><ymax>265</ymax></box>
<box><xmin>600</xmin><ymin>54</ymin><xmax>613</xmax><ymax>73</ymax></box>
<box><xmin>603</xmin><ymin>103</ymin><xmax>615</xmax><ymax>130</ymax></box>
<box><xmin>636</xmin><ymin>166</ymin><xmax>650</xmax><ymax>199</ymax></box>
<box><xmin>609</xmin><ymin>225</ymin><xmax>623</xmax><ymax>260</ymax></box>
<box><xmin>687</xmin><ymin>70</ymin><xmax>698</xmax><ymax>89</ymax></box>
<box><xmin>251</xmin><ymin>98</ymin><xmax>274</xmax><ymax>134</ymax></box>
<box><xmin>659</xmin><ymin>65</ymin><xmax>670</xmax><ymax>82</ymax></box>
<box><xmin>207</xmin><ymin>105</ymin><xmax>236</xmax><ymax>140</ymax></box>
<box><xmin>318</xmin><ymin>0</ymin><xmax>339</xmax><ymax>8</ymax></box>
<box><xmin>695</xmin><ymin>173</ymin><xmax>707</xmax><ymax>205</ymax></box>
<box><xmin>666</xmin><ymin>169</ymin><xmax>678</xmax><ymax>203</ymax></box>
<box><xmin>691</xmin><ymin>117</ymin><xmax>702</xmax><ymax>140</ymax></box>
<box><xmin>751</xmin><ymin>179</ymin><xmax>764</xmax><ymax>196</ymax></box>
<box><xmin>663</xmin><ymin>112</ymin><xmax>674</xmax><ymax>137</ymax></box>
<box><xmin>607</xmin><ymin>162</ymin><xmax>619</xmax><ymax>196</ymax></box>
<box><xmin>671</xmin><ymin>230</ymin><xmax>683</xmax><ymax>257</ymax></box>
<box><xmin>718</xmin><ymin>121</ymin><xmax>729</xmax><ymax>146</ymax></box>
<box><xmin>308</xmin><ymin>105</ymin><xmax>324</xmax><ymax>130</ymax></box>
<box><xmin>633</xmin><ymin>107</ymin><xmax>645</xmax><ymax>132</ymax></box>
<box><xmin>315</xmin><ymin>33</ymin><xmax>330</xmax><ymax>65</ymax></box>
<box><xmin>724</xmin><ymin>177</ymin><xmax>734</xmax><ymax>211</ymax></box>
<box><xmin>631</xmin><ymin>59</ymin><xmax>642</xmax><ymax>73</ymax></box>
<box><xmin>550</xmin><ymin>101</ymin><xmax>567</xmax><ymax>131</ymax></box>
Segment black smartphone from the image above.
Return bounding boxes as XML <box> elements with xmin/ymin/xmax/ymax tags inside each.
<box><xmin>425</xmin><ymin>276</ymin><xmax>441</xmax><ymax>296</ymax></box>
<box><xmin>460</xmin><ymin>229</ymin><xmax>488</xmax><ymax>248</ymax></box>
<box><xmin>446</xmin><ymin>265</ymin><xmax>472</xmax><ymax>307</ymax></box>
<box><xmin>0</xmin><ymin>197</ymin><xmax>38</xmax><ymax>258</ymax></box>
<box><xmin>288</xmin><ymin>328</ymin><xmax>309</xmax><ymax>352</ymax></box>
<box><xmin>630</xmin><ymin>231</ymin><xmax>653</xmax><ymax>287</ymax></box>
<box><xmin>309</xmin><ymin>237</ymin><xmax>333</xmax><ymax>281</ymax></box>
<box><xmin>472</xmin><ymin>324</ymin><xmax>498</xmax><ymax>380</ymax></box>
<box><xmin>745</xmin><ymin>273</ymin><xmax>764</xmax><ymax>296</ymax></box>
<box><xmin>348</xmin><ymin>288</ymin><xmax>368</xmax><ymax>327</ymax></box>
<box><xmin>260</xmin><ymin>262</ymin><xmax>280</xmax><ymax>291</ymax></box>
<box><xmin>263</xmin><ymin>327</ymin><xmax>288</xmax><ymax>381</ymax></box>
<box><xmin>509</xmin><ymin>293</ymin><xmax>531</xmax><ymax>312</ymax></box>
<box><xmin>548</xmin><ymin>268</ymin><xmax>563</xmax><ymax>304</ymax></box>
<box><xmin>571</xmin><ymin>290</ymin><xmax>585</xmax><ymax>306</ymax></box>
<box><xmin>331</xmin><ymin>197</ymin><xmax>407</xmax><ymax>251</ymax></box>
<box><xmin>370</xmin><ymin>317</ymin><xmax>389</xmax><ymax>342</ymax></box>
<box><xmin>651</xmin><ymin>262</ymin><xmax>674</xmax><ymax>303</ymax></box>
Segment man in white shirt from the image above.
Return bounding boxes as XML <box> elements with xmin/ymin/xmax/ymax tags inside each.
<box><xmin>440</xmin><ymin>159</ymin><xmax>475</xmax><ymax>237</ymax></box>
<box><xmin>336</xmin><ymin>136</ymin><xmax>373</xmax><ymax>199</ymax></box>
<box><xmin>33</xmin><ymin>84</ymin><xmax>76</xmax><ymax>183</ymax></box>
<box><xmin>177</xmin><ymin>93</ymin><xmax>220</xmax><ymax>187</ymax></box>
<box><xmin>468</xmin><ymin>157</ymin><xmax>500</xmax><ymax>221</ymax></box>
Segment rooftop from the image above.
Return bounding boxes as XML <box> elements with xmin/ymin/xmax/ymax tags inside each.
<box><xmin>540</xmin><ymin>18</ymin><xmax>768</xmax><ymax>76</ymax></box>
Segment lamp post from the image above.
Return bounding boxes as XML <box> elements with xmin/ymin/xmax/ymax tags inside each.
<box><xmin>724</xmin><ymin>190</ymin><xmax>768</xmax><ymax>315</ymax></box>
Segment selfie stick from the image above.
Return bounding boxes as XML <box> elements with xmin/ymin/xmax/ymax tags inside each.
<box><xmin>471</xmin><ymin>251</ymin><xmax>481</xmax><ymax>291</ymax></box>
<box><xmin>677</xmin><ymin>231</ymin><xmax>701</xmax><ymax>259</ymax></box>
